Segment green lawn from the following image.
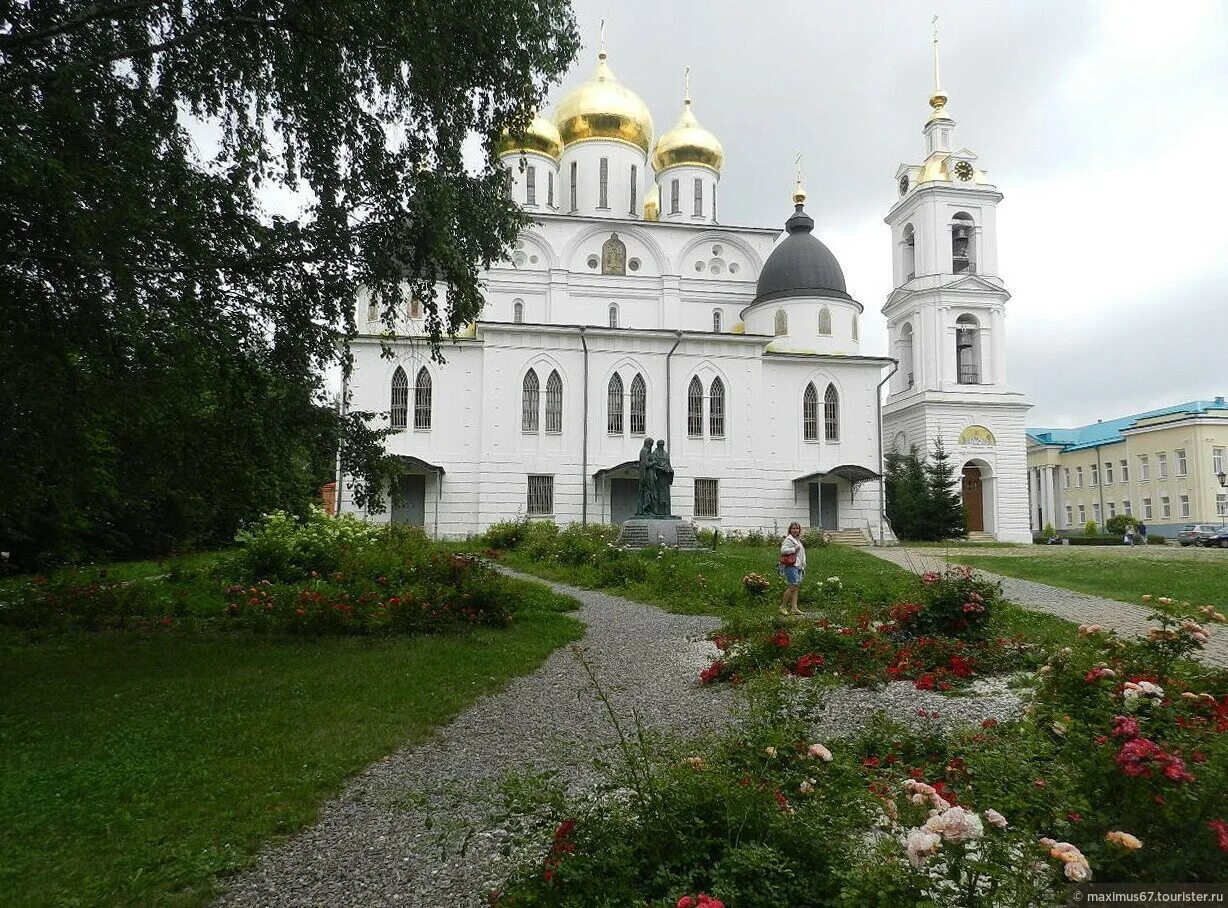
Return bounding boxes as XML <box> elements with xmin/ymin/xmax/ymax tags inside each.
<box><xmin>953</xmin><ymin>552</ymin><xmax>1228</xmax><ymax>611</ymax></box>
<box><xmin>0</xmin><ymin>595</ymin><xmax>581</xmax><ymax>907</ymax></box>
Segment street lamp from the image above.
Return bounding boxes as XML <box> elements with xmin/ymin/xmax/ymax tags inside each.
<box><xmin>1219</xmin><ymin>470</ymin><xmax>1227</xmax><ymax>526</ymax></box>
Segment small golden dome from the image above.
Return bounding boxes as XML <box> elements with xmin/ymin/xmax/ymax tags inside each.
<box><xmin>792</xmin><ymin>177</ymin><xmax>807</xmax><ymax>206</ymax></box>
<box><xmin>495</xmin><ymin>111</ymin><xmax>563</xmax><ymax>160</ymax></box>
<box><xmin>555</xmin><ymin>48</ymin><xmax>654</xmax><ymax>153</ymax></box>
<box><xmin>926</xmin><ymin>89</ymin><xmax>953</xmax><ymax>125</ymax></box>
<box><xmin>651</xmin><ymin>98</ymin><xmax>724</xmax><ymax>172</ymax></box>
<box><xmin>642</xmin><ymin>184</ymin><xmax>660</xmax><ymax>221</ymax></box>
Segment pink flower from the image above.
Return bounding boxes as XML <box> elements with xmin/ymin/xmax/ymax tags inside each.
<box><xmin>808</xmin><ymin>743</ymin><xmax>833</xmax><ymax>762</ymax></box>
<box><xmin>1105</xmin><ymin>830</ymin><xmax>1143</xmax><ymax>850</ymax></box>
<box><xmin>1207</xmin><ymin>819</ymin><xmax>1228</xmax><ymax>853</ymax></box>
<box><xmin>1111</xmin><ymin>715</ymin><xmax>1140</xmax><ymax>739</ymax></box>
<box><xmin>984</xmin><ymin>808</ymin><xmax>1008</xmax><ymax>829</ymax></box>
<box><xmin>677</xmin><ymin>898</ymin><xmax>695</xmax><ymax>908</ymax></box>
<box><xmin>923</xmin><ymin>806</ymin><xmax>984</xmax><ymax>842</ymax></box>
<box><xmin>905</xmin><ymin>828</ymin><xmax>942</xmax><ymax>867</ymax></box>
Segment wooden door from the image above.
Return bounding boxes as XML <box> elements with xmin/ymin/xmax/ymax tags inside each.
<box><xmin>961</xmin><ymin>466</ymin><xmax>984</xmax><ymax>532</ymax></box>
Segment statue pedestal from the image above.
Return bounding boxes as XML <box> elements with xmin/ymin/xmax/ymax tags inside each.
<box><xmin>617</xmin><ymin>518</ymin><xmax>700</xmax><ymax>549</ymax></box>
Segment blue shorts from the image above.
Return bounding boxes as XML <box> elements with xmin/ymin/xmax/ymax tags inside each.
<box><xmin>778</xmin><ymin>565</ymin><xmax>802</xmax><ymax>586</ymax></box>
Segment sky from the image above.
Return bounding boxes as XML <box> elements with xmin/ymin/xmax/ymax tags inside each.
<box><xmin>549</xmin><ymin>0</ymin><xmax>1228</xmax><ymax>427</ymax></box>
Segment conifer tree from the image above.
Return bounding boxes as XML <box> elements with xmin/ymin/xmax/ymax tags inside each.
<box><xmin>924</xmin><ymin>438</ymin><xmax>968</xmax><ymax>540</ymax></box>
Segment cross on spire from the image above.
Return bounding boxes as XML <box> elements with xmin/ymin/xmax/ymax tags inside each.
<box><xmin>932</xmin><ymin>14</ymin><xmax>942</xmax><ymax>93</ymax></box>
<box><xmin>598</xmin><ymin>18</ymin><xmax>606</xmax><ymax>59</ymax></box>
<box><xmin>684</xmin><ymin>66</ymin><xmax>691</xmax><ymax>103</ymax></box>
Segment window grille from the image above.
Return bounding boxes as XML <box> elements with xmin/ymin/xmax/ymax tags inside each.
<box><xmin>414</xmin><ymin>367</ymin><xmax>432</xmax><ymax>430</ymax></box>
<box><xmin>693</xmin><ymin>178</ymin><xmax>702</xmax><ymax>216</ymax></box>
<box><xmin>527</xmin><ymin>475</ymin><xmax>553</xmax><ymax>516</ymax></box>
<box><xmin>709</xmin><ymin>377</ymin><xmax>725</xmax><ymax>438</ymax></box>
<box><xmin>629</xmin><ymin>374</ymin><xmax>646</xmax><ymax>436</ymax></box>
<box><xmin>526</xmin><ymin>166</ymin><xmax>536</xmax><ymax>205</ymax></box>
<box><xmin>598</xmin><ymin>158</ymin><xmax>609</xmax><ymax>208</ymax></box>
<box><xmin>712</xmin><ymin>310</ymin><xmax>722</xmax><ymax>333</ymax></box>
<box><xmin>803</xmin><ymin>383</ymin><xmax>819</xmax><ymax>441</ymax></box>
<box><xmin>1215</xmin><ymin>448</ymin><xmax>1226</xmax><ymax>474</ymax></box>
<box><xmin>607</xmin><ymin>374</ymin><xmax>624</xmax><ymax>435</ymax></box>
<box><xmin>824</xmin><ymin>384</ymin><xmax>840</xmax><ymax>442</ymax></box>
<box><xmin>817</xmin><ymin>307</ymin><xmax>832</xmax><ymax>335</ymax></box>
<box><xmin>544</xmin><ymin>370</ymin><xmax>563</xmax><ymax>434</ymax></box>
<box><xmin>522</xmin><ymin>370</ymin><xmax>540</xmax><ymax>432</ymax></box>
<box><xmin>390</xmin><ymin>367</ymin><xmax>408</xmax><ymax>431</ymax></box>
<box><xmin>687</xmin><ymin>377</ymin><xmax>704</xmax><ymax>437</ymax></box>
<box><xmin>694</xmin><ymin>479</ymin><xmax>719</xmax><ymax>518</ymax></box>
<box><xmin>1090</xmin><ymin>464</ymin><xmax>1099</xmax><ymax>486</ymax></box>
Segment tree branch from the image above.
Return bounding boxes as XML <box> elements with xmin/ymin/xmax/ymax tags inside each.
<box><xmin>0</xmin><ymin>0</ymin><xmax>172</xmax><ymax>52</ymax></box>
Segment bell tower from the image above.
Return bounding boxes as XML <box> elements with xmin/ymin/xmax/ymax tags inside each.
<box><xmin>880</xmin><ymin>19</ymin><xmax>1032</xmax><ymax>543</ymax></box>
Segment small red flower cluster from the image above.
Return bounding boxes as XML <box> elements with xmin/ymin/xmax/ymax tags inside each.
<box><xmin>699</xmin><ymin>660</ymin><xmax>725</xmax><ymax>685</ymax></box>
<box><xmin>792</xmin><ymin>652</ymin><xmax>825</xmax><ymax>677</ymax></box>
<box><xmin>768</xmin><ymin>629</ymin><xmax>792</xmax><ymax>648</ymax></box>
<box><xmin>1207</xmin><ymin>819</ymin><xmax>1228</xmax><ymax>852</ymax></box>
<box><xmin>677</xmin><ymin>894</ymin><xmax>725</xmax><ymax>908</ymax></box>
<box><xmin>542</xmin><ymin>819</ymin><xmax>576</xmax><ymax>883</ymax></box>
<box><xmin>1115</xmin><ymin>735</ymin><xmax>1196</xmax><ymax>783</ymax></box>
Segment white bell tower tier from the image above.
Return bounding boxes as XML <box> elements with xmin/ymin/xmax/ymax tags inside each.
<box><xmin>881</xmin><ymin>22</ymin><xmax>1032</xmax><ymax>543</ymax></box>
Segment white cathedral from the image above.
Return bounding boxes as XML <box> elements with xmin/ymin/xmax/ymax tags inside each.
<box><xmin>339</xmin><ymin>37</ymin><xmax>1033</xmax><ymax>544</ymax></box>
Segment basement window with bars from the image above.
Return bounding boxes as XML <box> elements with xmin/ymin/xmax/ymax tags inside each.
<box><xmin>527</xmin><ymin>475</ymin><xmax>554</xmax><ymax>516</ymax></box>
<box><xmin>694</xmin><ymin>478</ymin><xmax>719</xmax><ymax>518</ymax></box>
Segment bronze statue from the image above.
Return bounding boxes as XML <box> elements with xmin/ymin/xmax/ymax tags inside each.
<box><xmin>651</xmin><ymin>440</ymin><xmax>674</xmax><ymax>517</ymax></box>
<box><xmin>635</xmin><ymin>438</ymin><xmax>656</xmax><ymax>516</ymax></box>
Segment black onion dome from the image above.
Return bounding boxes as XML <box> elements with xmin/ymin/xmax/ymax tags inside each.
<box><xmin>754</xmin><ymin>203</ymin><xmax>850</xmax><ymax>302</ymax></box>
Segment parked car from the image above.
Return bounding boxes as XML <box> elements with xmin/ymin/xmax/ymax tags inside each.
<box><xmin>1204</xmin><ymin>528</ymin><xmax>1228</xmax><ymax>549</ymax></box>
<box><xmin>1177</xmin><ymin>524</ymin><xmax>1226</xmax><ymax>546</ymax></box>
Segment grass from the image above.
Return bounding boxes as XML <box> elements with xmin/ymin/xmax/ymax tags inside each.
<box><xmin>951</xmin><ymin>552</ymin><xmax>1228</xmax><ymax>611</ymax></box>
<box><xmin>0</xmin><ymin>584</ymin><xmax>581</xmax><ymax>907</ymax></box>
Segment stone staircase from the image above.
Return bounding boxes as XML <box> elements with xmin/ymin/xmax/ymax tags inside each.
<box><xmin>826</xmin><ymin>528</ymin><xmax>872</xmax><ymax>547</ymax></box>
<box><xmin>964</xmin><ymin>532</ymin><xmax>997</xmax><ymax>544</ymax></box>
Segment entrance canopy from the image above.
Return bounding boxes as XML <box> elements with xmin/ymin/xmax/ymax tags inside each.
<box><xmin>593</xmin><ymin>459</ymin><xmax>639</xmax><ymax>481</ymax></box>
<box><xmin>792</xmin><ymin>464</ymin><xmax>880</xmax><ymax>486</ymax></box>
<box><xmin>392</xmin><ymin>454</ymin><xmax>446</xmax><ymax>475</ymax></box>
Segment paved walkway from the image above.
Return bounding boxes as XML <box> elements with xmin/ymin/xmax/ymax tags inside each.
<box><xmin>868</xmin><ymin>547</ymin><xmax>1228</xmax><ymax>668</ymax></box>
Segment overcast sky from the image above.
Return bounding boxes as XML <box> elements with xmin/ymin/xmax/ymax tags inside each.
<box><xmin>555</xmin><ymin>0</ymin><xmax>1228</xmax><ymax>427</ymax></box>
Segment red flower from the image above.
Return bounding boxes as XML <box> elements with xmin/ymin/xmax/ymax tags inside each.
<box><xmin>768</xmin><ymin>630</ymin><xmax>792</xmax><ymax>648</ymax></box>
<box><xmin>914</xmin><ymin>673</ymin><xmax>936</xmax><ymax>691</ymax></box>
<box><xmin>295</xmin><ymin>608</ymin><xmax>306</xmax><ymax>617</ymax></box>
<box><xmin>1067</xmin><ymin>811</ymin><xmax>1083</xmax><ymax>823</ymax></box>
<box><xmin>981</xmin><ymin>718</ymin><xmax>999</xmax><ymax>729</ymax></box>
<box><xmin>699</xmin><ymin>661</ymin><xmax>725</xmax><ymax>685</ymax></box>
<box><xmin>1207</xmin><ymin>819</ymin><xmax>1228</xmax><ymax>852</ymax></box>
<box><xmin>1095</xmin><ymin>735</ymin><xmax>1109</xmax><ymax>745</ymax></box>
<box><xmin>1111</xmin><ymin>715</ymin><xmax>1140</xmax><ymax>739</ymax></box>
<box><xmin>713</xmin><ymin>634</ymin><xmax>731</xmax><ymax>651</ymax></box>
<box><xmin>793</xmin><ymin>652</ymin><xmax>825</xmax><ymax>677</ymax></box>
<box><xmin>861</xmin><ymin>756</ymin><xmax>880</xmax><ymax>768</ymax></box>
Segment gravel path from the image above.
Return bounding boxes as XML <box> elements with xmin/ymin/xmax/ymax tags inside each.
<box><xmin>868</xmin><ymin>547</ymin><xmax>1228</xmax><ymax>668</ymax></box>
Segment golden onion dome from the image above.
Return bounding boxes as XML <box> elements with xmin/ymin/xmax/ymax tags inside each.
<box><xmin>651</xmin><ymin>95</ymin><xmax>724</xmax><ymax>173</ymax></box>
<box><xmin>554</xmin><ymin>48</ymin><xmax>654</xmax><ymax>154</ymax></box>
<box><xmin>642</xmin><ymin>183</ymin><xmax>660</xmax><ymax>221</ymax></box>
<box><xmin>495</xmin><ymin>110</ymin><xmax>563</xmax><ymax>160</ymax></box>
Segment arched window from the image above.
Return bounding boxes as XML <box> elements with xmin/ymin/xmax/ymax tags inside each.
<box><xmin>824</xmin><ymin>383</ymin><xmax>840</xmax><ymax>442</ymax></box>
<box><xmin>774</xmin><ymin>308</ymin><xmax>788</xmax><ymax>336</ymax></box>
<box><xmin>544</xmin><ymin>370</ymin><xmax>563</xmax><ymax>434</ymax></box>
<box><xmin>817</xmin><ymin>307</ymin><xmax>832</xmax><ymax>336</ymax></box>
<box><xmin>852</xmin><ymin>315</ymin><xmax>859</xmax><ymax>341</ymax></box>
<box><xmin>802</xmin><ymin>382</ymin><xmax>819</xmax><ymax>441</ymax></box>
<box><xmin>607</xmin><ymin>373</ymin><xmax>624</xmax><ymax>435</ymax></box>
<box><xmin>522</xmin><ymin>370</ymin><xmax>540</xmax><ymax>432</ymax></box>
<box><xmin>899</xmin><ymin>322</ymin><xmax>916</xmax><ymax>389</ymax></box>
<box><xmin>956</xmin><ymin>314</ymin><xmax>981</xmax><ymax>384</ymax></box>
<box><xmin>902</xmin><ymin>223</ymin><xmax>916</xmax><ymax>281</ymax></box>
<box><xmin>390</xmin><ymin>367</ymin><xmax>409</xmax><ymax>431</ymax></box>
<box><xmin>712</xmin><ymin>309</ymin><xmax>723</xmax><ymax>333</ymax></box>
<box><xmin>952</xmin><ymin>212</ymin><xmax>976</xmax><ymax>274</ymax></box>
<box><xmin>608</xmin><ymin>303</ymin><xmax>619</xmax><ymax>328</ymax></box>
<box><xmin>513</xmin><ymin>299</ymin><xmax>524</xmax><ymax>324</ymax></box>
<box><xmin>629</xmin><ymin>373</ymin><xmax>646</xmax><ymax>436</ymax></box>
<box><xmin>708</xmin><ymin>377</ymin><xmax>725</xmax><ymax>438</ymax></box>
<box><xmin>414</xmin><ymin>367</ymin><xmax>432</xmax><ymax>430</ymax></box>
<box><xmin>687</xmin><ymin>376</ymin><xmax>704</xmax><ymax>437</ymax></box>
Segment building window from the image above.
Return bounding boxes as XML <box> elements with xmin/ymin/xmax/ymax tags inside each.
<box><xmin>1176</xmin><ymin>449</ymin><xmax>1187</xmax><ymax>477</ymax></box>
<box><xmin>522</xmin><ymin>370</ymin><xmax>540</xmax><ymax>432</ymax></box>
<box><xmin>955</xmin><ymin>314</ymin><xmax>981</xmax><ymax>384</ymax></box>
<box><xmin>1123</xmin><ymin>499</ymin><xmax>1132</xmax><ymax>516</ymax></box>
<box><xmin>367</xmin><ymin>299</ymin><xmax>378</xmax><ymax>322</ymax></box>
<box><xmin>1064</xmin><ymin>505</ymin><xmax>1073</xmax><ymax>527</ymax></box>
<box><xmin>824</xmin><ymin>383</ymin><xmax>840</xmax><ymax>442</ymax></box>
<box><xmin>1076</xmin><ymin>467</ymin><xmax>1083</xmax><ymax>488</ymax></box>
<box><xmin>693</xmin><ymin>177</ymin><xmax>703</xmax><ymax>216</ymax></box>
<box><xmin>1217</xmin><ymin>493</ymin><xmax>1227</xmax><ymax>518</ymax></box>
<box><xmin>410</xmin><ymin>296</ymin><xmax>422</xmax><ymax>318</ymax></box>
<box><xmin>1179</xmin><ymin>494</ymin><xmax>1190</xmax><ymax>518</ymax></box>
<box><xmin>1108</xmin><ymin>501</ymin><xmax>1116</xmax><ymax>518</ymax></box>
<box><xmin>713</xmin><ymin>184</ymin><xmax>718</xmax><ymax>221</ymax></box>
<box><xmin>1157</xmin><ymin>453</ymin><xmax>1168</xmax><ymax>479</ymax></box>
<box><xmin>1077</xmin><ymin>504</ymin><xmax>1086</xmax><ymax>524</ymax></box>
<box><xmin>852</xmin><ymin>315</ymin><xmax>859</xmax><ymax>341</ymax></box>
<box><xmin>607</xmin><ymin>374</ymin><xmax>624</xmax><ymax>435</ymax></box>
<box><xmin>670</xmin><ymin>179</ymin><xmax>680</xmax><ymax>214</ymax></box>
<box><xmin>544</xmin><ymin>370</ymin><xmax>563</xmax><ymax>434</ymax></box>
<box><xmin>526</xmin><ymin>165</ymin><xmax>536</xmax><ymax>205</ymax></box>
<box><xmin>598</xmin><ymin>157</ymin><xmax>609</xmax><ymax>208</ymax></box>
<box><xmin>1105</xmin><ymin>461</ymin><xmax>1113</xmax><ymax>484</ymax></box>
<box><xmin>1138</xmin><ymin>455</ymin><xmax>1150</xmax><ymax>481</ymax></box>
<box><xmin>1143</xmin><ymin>497</ymin><xmax>1153</xmax><ymax>519</ymax></box>
<box><xmin>694</xmin><ymin>478</ymin><xmax>719</xmax><ymax>518</ymax></box>
<box><xmin>414</xmin><ymin>367</ymin><xmax>432</xmax><ymax>430</ymax></box>
<box><xmin>629</xmin><ymin>374</ymin><xmax>646</xmax><ymax>436</ymax></box>
<box><xmin>1161</xmin><ymin>495</ymin><xmax>1171</xmax><ymax>518</ymax></box>
<box><xmin>527</xmin><ymin>475</ymin><xmax>553</xmax><ymax>516</ymax></box>
<box><xmin>817</xmin><ymin>307</ymin><xmax>832</xmax><ymax>336</ymax></box>
<box><xmin>1090</xmin><ymin>464</ymin><xmax>1099</xmax><ymax>486</ymax></box>
<box><xmin>570</xmin><ymin>162</ymin><xmax>577</xmax><ymax>211</ymax></box>
<box><xmin>709</xmin><ymin>377</ymin><xmax>725</xmax><ymax>438</ymax></box>
<box><xmin>1063</xmin><ymin>468</ymin><xmax>1070</xmax><ymax>490</ymax></box>
<box><xmin>548</xmin><ymin>171</ymin><xmax>554</xmax><ymax>208</ymax></box>
<box><xmin>952</xmin><ymin>211</ymin><xmax>976</xmax><ymax>274</ymax></box>
<box><xmin>712</xmin><ymin>309</ymin><xmax>722</xmax><ymax>333</ymax></box>
<box><xmin>687</xmin><ymin>376</ymin><xmax>704</xmax><ymax>437</ymax></box>
<box><xmin>390</xmin><ymin>366</ymin><xmax>409</xmax><ymax>431</ymax></box>
<box><xmin>1215</xmin><ymin>447</ymin><xmax>1226</xmax><ymax>474</ymax></box>
<box><xmin>803</xmin><ymin>382</ymin><xmax>819</xmax><ymax>441</ymax></box>
<box><xmin>901</xmin><ymin>223</ymin><xmax>916</xmax><ymax>281</ymax></box>
<box><xmin>608</xmin><ymin>303</ymin><xmax>619</xmax><ymax>328</ymax></box>
<box><xmin>513</xmin><ymin>299</ymin><xmax>524</xmax><ymax>324</ymax></box>
<box><xmin>774</xmin><ymin>309</ymin><xmax>787</xmax><ymax>336</ymax></box>
<box><xmin>1121</xmin><ymin>459</ymin><xmax>1129</xmax><ymax>482</ymax></box>
<box><xmin>1092</xmin><ymin>503</ymin><xmax>1101</xmax><ymax>523</ymax></box>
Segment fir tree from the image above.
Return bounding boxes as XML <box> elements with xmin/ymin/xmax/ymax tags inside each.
<box><xmin>924</xmin><ymin>438</ymin><xmax>968</xmax><ymax>540</ymax></box>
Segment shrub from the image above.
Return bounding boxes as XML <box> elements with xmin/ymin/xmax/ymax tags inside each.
<box><xmin>801</xmin><ymin>529</ymin><xmax>830</xmax><ymax>549</ymax></box>
<box><xmin>1084</xmin><ymin>520</ymin><xmax>1099</xmax><ymax>536</ymax></box>
<box><xmin>1041</xmin><ymin>523</ymin><xmax>1057</xmax><ymax>538</ymax></box>
<box><xmin>1105</xmin><ymin>515</ymin><xmax>1140</xmax><ymax>536</ymax></box>
<box><xmin>232</xmin><ymin>508</ymin><xmax>383</xmax><ymax>583</ymax></box>
<box><xmin>483</xmin><ymin>519</ymin><xmax>529</xmax><ymax>551</ymax></box>
<box><xmin>910</xmin><ymin>565</ymin><xmax>1002</xmax><ymax>639</ymax></box>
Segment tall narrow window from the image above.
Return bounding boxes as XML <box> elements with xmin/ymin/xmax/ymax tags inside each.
<box><xmin>712</xmin><ymin>309</ymin><xmax>723</xmax><ymax>333</ymax></box>
<box><xmin>598</xmin><ymin>157</ymin><xmax>609</xmax><ymax>208</ymax></box>
<box><xmin>823</xmin><ymin>383</ymin><xmax>840</xmax><ymax>442</ymax></box>
<box><xmin>687</xmin><ymin>376</ymin><xmax>704</xmax><ymax>437</ymax></box>
<box><xmin>607</xmin><ymin>374</ymin><xmax>624</xmax><ymax>435</ymax></box>
<box><xmin>956</xmin><ymin>314</ymin><xmax>981</xmax><ymax>384</ymax></box>
<box><xmin>608</xmin><ymin>303</ymin><xmax>619</xmax><ymax>328</ymax></box>
<box><xmin>708</xmin><ymin>377</ymin><xmax>725</xmax><ymax>438</ymax></box>
<box><xmin>570</xmin><ymin>161</ymin><xmax>577</xmax><ymax>211</ymax></box>
<box><xmin>1176</xmin><ymin>449</ymin><xmax>1187</xmax><ymax>476</ymax></box>
<box><xmin>713</xmin><ymin>184</ymin><xmax>718</xmax><ymax>222</ymax></box>
<box><xmin>629</xmin><ymin>374</ymin><xmax>646</xmax><ymax>436</ymax></box>
<box><xmin>852</xmin><ymin>315</ymin><xmax>859</xmax><ymax>341</ymax></box>
<box><xmin>367</xmin><ymin>299</ymin><xmax>378</xmax><ymax>322</ymax></box>
<box><xmin>803</xmin><ymin>382</ymin><xmax>819</xmax><ymax>441</ymax></box>
<box><xmin>629</xmin><ymin>166</ymin><xmax>637</xmax><ymax>215</ymax></box>
<box><xmin>670</xmin><ymin>179</ymin><xmax>680</xmax><ymax>214</ymax></box>
<box><xmin>521</xmin><ymin>370</ymin><xmax>540</xmax><ymax>432</ymax></box>
<box><xmin>899</xmin><ymin>322</ymin><xmax>915</xmax><ymax>388</ymax></box>
<box><xmin>410</xmin><ymin>296</ymin><xmax>422</xmax><ymax>318</ymax></box>
<box><xmin>527</xmin><ymin>475</ymin><xmax>554</xmax><ymax>516</ymax></box>
<box><xmin>390</xmin><ymin>367</ymin><xmax>409</xmax><ymax>431</ymax></box>
<box><xmin>544</xmin><ymin>370</ymin><xmax>563</xmax><ymax>434</ymax></box>
<box><xmin>414</xmin><ymin>367</ymin><xmax>432</xmax><ymax>430</ymax></box>
<box><xmin>774</xmin><ymin>309</ymin><xmax>787</xmax><ymax>336</ymax></box>
<box><xmin>526</xmin><ymin>165</ymin><xmax>536</xmax><ymax>205</ymax></box>
<box><xmin>513</xmin><ymin>299</ymin><xmax>524</xmax><ymax>323</ymax></box>
<box><xmin>1215</xmin><ymin>447</ymin><xmax>1227</xmax><ymax>474</ymax></box>
<box><xmin>547</xmin><ymin>171</ymin><xmax>554</xmax><ymax>208</ymax></box>
<box><xmin>694</xmin><ymin>478</ymin><xmax>719</xmax><ymax>518</ymax></box>
<box><xmin>902</xmin><ymin>224</ymin><xmax>916</xmax><ymax>281</ymax></box>
<box><xmin>817</xmin><ymin>307</ymin><xmax>832</xmax><ymax>336</ymax></box>
<box><xmin>693</xmin><ymin>178</ymin><xmax>703</xmax><ymax>216</ymax></box>
<box><xmin>952</xmin><ymin>212</ymin><xmax>976</xmax><ymax>273</ymax></box>
<box><xmin>1157</xmin><ymin>453</ymin><xmax>1168</xmax><ymax>479</ymax></box>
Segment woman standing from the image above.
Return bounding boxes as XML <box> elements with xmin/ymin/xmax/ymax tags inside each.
<box><xmin>778</xmin><ymin>522</ymin><xmax>806</xmax><ymax>616</ymax></box>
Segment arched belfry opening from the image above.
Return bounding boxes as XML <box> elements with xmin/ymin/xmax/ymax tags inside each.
<box><xmin>901</xmin><ymin>223</ymin><xmax>916</xmax><ymax>281</ymax></box>
<box><xmin>951</xmin><ymin>212</ymin><xmax>975</xmax><ymax>274</ymax></box>
<box><xmin>956</xmin><ymin>314</ymin><xmax>981</xmax><ymax>385</ymax></box>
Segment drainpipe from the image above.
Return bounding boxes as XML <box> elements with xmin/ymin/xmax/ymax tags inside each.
<box><xmin>580</xmin><ymin>327</ymin><xmax>589</xmax><ymax>525</ymax></box>
<box><xmin>876</xmin><ymin>360</ymin><xmax>900</xmax><ymax>545</ymax></box>
<box><xmin>664</xmin><ymin>330</ymin><xmax>683</xmax><ymax>449</ymax></box>
<box><xmin>1094</xmin><ymin>442</ymin><xmax>1106</xmax><ymax>529</ymax></box>
<box><xmin>334</xmin><ymin>366</ymin><xmax>349</xmax><ymax>516</ymax></box>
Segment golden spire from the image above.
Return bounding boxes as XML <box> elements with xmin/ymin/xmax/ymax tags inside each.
<box><xmin>684</xmin><ymin>65</ymin><xmax>691</xmax><ymax>104</ymax></box>
<box><xmin>927</xmin><ymin>14</ymin><xmax>952</xmax><ymax>123</ymax></box>
<box><xmin>792</xmin><ymin>153</ymin><xmax>807</xmax><ymax>206</ymax></box>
